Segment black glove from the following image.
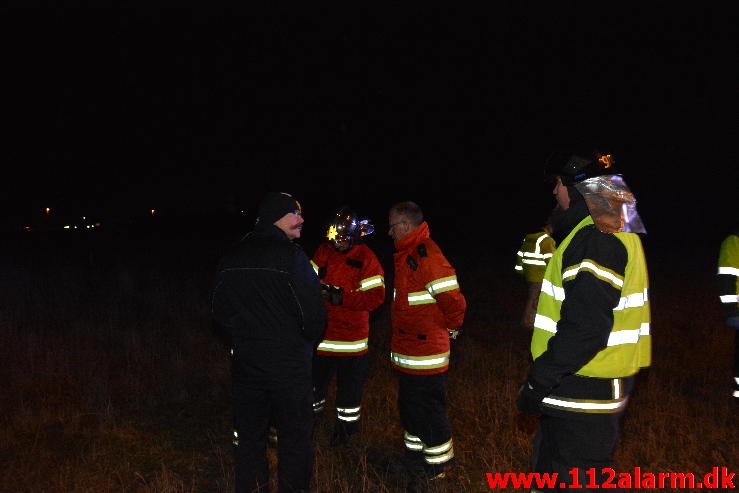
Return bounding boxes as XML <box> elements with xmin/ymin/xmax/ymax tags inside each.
<box><xmin>727</xmin><ymin>315</ymin><xmax>739</xmax><ymax>329</ymax></box>
<box><xmin>321</xmin><ymin>284</ymin><xmax>344</xmax><ymax>306</ymax></box>
<box><xmin>516</xmin><ymin>379</ymin><xmax>549</xmax><ymax>415</ymax></box>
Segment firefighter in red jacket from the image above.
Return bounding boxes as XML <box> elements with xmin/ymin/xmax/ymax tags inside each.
<box><xmin>387</xmin><ymin>200</ymin><xmax>467</xmax><ymax>481</ymax></box>
<box><xmin>310</xmin><ymin>206</ymin><xmax>386</xmax><ymax>445</ymax></box>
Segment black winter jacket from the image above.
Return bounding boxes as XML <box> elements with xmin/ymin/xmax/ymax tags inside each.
<box><xmin>211</xmin><ymin>223</ymin><xmax>327</xmax><ymax>386</ymax></box>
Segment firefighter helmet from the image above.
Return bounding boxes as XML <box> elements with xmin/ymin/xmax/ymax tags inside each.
<box><xmin>544</xmin><ymin>148</ymin><xmax>617</xmax><ymax>186</ymax></box>
<box><xmin>326</xmin><ymin>206</ymin><xmax>374</xmax><ymax>248</ymax></box>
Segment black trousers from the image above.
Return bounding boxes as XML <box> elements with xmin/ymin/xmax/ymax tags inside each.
<box><xmin>312</xmin><ymin>352</ymin><xmax>369</xmax><ymax>433</ymax></box>
<box><xmin>232</xmin><ymin>376</ymin><xmax>314</xmax><ymax>493</ymax></box>
<box><xmin>533</xmin><ymin>411</ymin><xmax>626</xmax><ymax>492</ymax></box>
<box><xmin>397</xmin><ymin>371</ymin><xmax>451</xmax><ymax>453</ymax></box>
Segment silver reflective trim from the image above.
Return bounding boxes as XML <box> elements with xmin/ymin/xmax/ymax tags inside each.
<box><xmin>425</xmin><ymin>450</ymin><xmax>454</xmax><ymax>464</ymax></box>
<box><xmin>534</xmin><ymin>314</ymin><xmax>557</xmax><ymax>333</ymax></box>
<box><xmin>615</xmin><ymin>289</ymin><xmax>648</xmax><ymax>310</ymax></box>
<box><xmin>541</xmin><ymin>279</ymin><xmax>565</xmax><ymax>300</ymax></box>
<box><xmin>542</xmin><ymin>396</ymin><xmax>628</xmax><ymax>411</ymax></box>
<box><xmin>607</xmin><ymin>328</ymin><xmax>642</xmax><ymax>346</ymax></box>
<box><xmin>424</xmin><ymin>439</ymin><xmax>452</xmax><ymax>454</ymax></box>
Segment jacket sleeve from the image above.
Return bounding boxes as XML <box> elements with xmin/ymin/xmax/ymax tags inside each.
<box><xmin>717</xmin><ymin>234</ymin><xmax>739</xmax><ymax>319</ymax></box>
<box><xmin>291</xmin><ymin>249</ymin><xmax>327</xmax><ymax>343</ymax></box>
<box><xmin>424</xmin><ymin>251</ymin><xmax>466</xmax><ymax>330</ymax></box>
<box><xmin>530</xmin><ymin>230</ymin><xmax>627</xmax><ymax>390</ymax></box>
<box><xmin>341</xmin><ymin>247</ymin><xmax>386</xmax><ymax>312</ymax></box>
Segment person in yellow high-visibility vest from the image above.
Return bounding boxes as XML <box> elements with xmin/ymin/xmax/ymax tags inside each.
<box><xmin>514</xmin><ymin>206</ymin><xmax>561</xmax><ymax>330</ymax></box>
<box><xmin>517</xmin><ymin>147</ymin><xmax>650</xmax><ymax>493</ymax></box>
<box><xmin>717</xmin><ymin>229</ymin><xmax>739</xmax><ymax>404</ymax></box>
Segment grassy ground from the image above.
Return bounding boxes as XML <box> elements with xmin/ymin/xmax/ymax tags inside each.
<box><xmin>0</xmin><ymin>231</ymin><xmax>736</xmax><ymax>492</ymax></box>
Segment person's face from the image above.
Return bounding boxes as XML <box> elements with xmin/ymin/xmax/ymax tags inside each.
<box><xmin>387</xmin><ymin>212</ymin><xmax>410</xmax><ymax>242</ymax></box>
<box><xmin>332</xmin><ymin>238</ymin><xmax>352</xmax><ymax>252</ymax></box>
<box><xmin>553</xmin><ymin>177</ymin><xmax>571</xmax><ymax>210</ymax></box>
<box><xmin>274</xmin><ymin>210</ymin><xmax>304</xmax><ymax>240</ymax></box>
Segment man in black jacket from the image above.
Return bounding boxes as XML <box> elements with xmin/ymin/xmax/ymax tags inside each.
<box><xmin>212</xmin><ymin>192</ymin><xmax>327</xmax><ymax>493</ymax></box>
<box><xmin>517</xmin><ymin>149</ymin><xmax>650</xmax><ymax>492</ymax></box>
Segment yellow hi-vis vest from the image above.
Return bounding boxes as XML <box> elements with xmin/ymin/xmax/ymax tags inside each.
<box><xmin>532</xmin><ymin>216</ymin><xmax>651</xmax><ymax>377</ymax></box>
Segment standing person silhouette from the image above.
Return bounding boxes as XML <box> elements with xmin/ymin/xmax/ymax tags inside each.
<box><xmin>212</xmin><ymin>192</ymin><xmax>326</xmax><ymax>493</ymax></box>
<box><xmin>517</xmin><ymin>149</ymin><xmax>651</xmax><ymax>492</ymax></box>
<box><xmin>385</xmin><ymin>200</ymin><xmax>467</xmax><ymax>488</ymax></box>
<box><xmin>310</xmin><ymin>205</ymin><xmax>385</xmax><ymax>446</ymax></box>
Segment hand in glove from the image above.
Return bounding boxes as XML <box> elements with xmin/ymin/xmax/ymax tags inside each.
<box><xmin>727</xmin><ymin>315</ymin><xmax>739</xmax><ymax>329</ymax></box>
<box><xmin>448</xmin><ymin>328</ymin><xmax>461</xmax><ymax>340</ymax></box>
<box><xmin>321</xmin><ymin>284</ymin><xmax>344</xmax><ymax>306</ymax></box>
<box><xmin>516</xmin><ymin>380</ymin><xmax>549</xmax><ymax>415</ymax></box>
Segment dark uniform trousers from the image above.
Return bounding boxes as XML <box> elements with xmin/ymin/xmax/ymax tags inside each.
<box><xmin>233</xmin><ymin>374</ymin><xmax>314</xmax><ymax>493</ymax></box>
<box><xmin>398</xmin><ymin>372</ymin><xmax>451</xmax><ymax>461</ymax></box>
<box><xmin>312</xmin><ymin>352</ymin><xmax>369</xmax><ymax>434</ymax></box>
<box><xmin>532</xmin><ymin>377</ymin><xmax>634</xmax><ymax>493</ymax></box>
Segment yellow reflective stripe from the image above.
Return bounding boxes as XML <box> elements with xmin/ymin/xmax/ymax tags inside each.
<box><xmin>317</xmin><ymin>339</ymin><xmax>368</xmax><ymax>353</ymax></box>
<box><xmin>313</xmin><ymin>398</ymin><xmax>326</xmax><ymax>412</ymax></box>
<box><xmin>563</xmin><ymin>260</ymin><xmax>624</xmax><ymax>289</ymax></box>
<box><xmin>408</xmin><ymin>291</ymin><xmax>435</xmax><ymax>305</ymax></box>
<box><xmin>424</xmin><ymin>438</ymin><xmax>454</xmax><ymax>464</ymax></box>
<box><xmin>542</xmin><ymin>395</ymin><xmax>629</xmax><ymax>413</ymax></box>
<box><xmin>425</xmin><ymin>449</ymin><xmax>454</xmax><ymax>464</ymax></box>
<box><xmin>310</xmin><ymin>260</ymin><xmax>319</xmax><ymax>275</ymax></box>
<box><xmin>337</xmin><ymin>406</ymin><xmax>360</xmax><ymax>413</ymax></box>
<box><xmin>391</xmin><ymin>351</ymin><xmax>450</xmax><ymax>370</ymax></box>
<box><xmin>427</xmin><ymin>276</ymin><xmax>459</xmax><ymax>295</ymax></box>
<box><xmin>424</xmin><ymin>438</ymin><xmax>452</xmax><ymax>454</ymax></box>
<box><xmin>404</xmin><ymin>432</ymin><xmax>423</xmax><ymax>451</ymax></box>
<box><xmin>337</xmin><ymin>406</ymin><xmax>361</xmax><ymax>422</ymax></box>
<box><xmin>359</xmin><ymin>275</ymin><xmax>384</xmax><ymax>291</ymax></box>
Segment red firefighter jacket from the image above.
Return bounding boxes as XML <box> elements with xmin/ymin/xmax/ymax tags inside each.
<box><xmin>391</xmin><ymin>221</ymin><xmax>466</xmax><ymax>374</ymax></box>
<box><xmin>311</xmin><ymin>242</ymin><xmax>385</xmax><ymax>357</ymax></box>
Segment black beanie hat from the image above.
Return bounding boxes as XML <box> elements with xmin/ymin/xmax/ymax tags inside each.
<box><xmin>257</xmin><ymin>192</ymin><xmax>302</xmax><ymax>225</ymax></box>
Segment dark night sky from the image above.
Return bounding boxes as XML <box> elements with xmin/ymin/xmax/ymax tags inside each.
<box><xmin>2</xmin><ymin>5</ymin><xmax>735</xmax><ymax>246</ymax></box>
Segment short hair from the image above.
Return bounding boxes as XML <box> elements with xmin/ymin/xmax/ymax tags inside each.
<box><xmin>389</xmin><ymin>201</ymin><xmax>423</xmax><ymax>226</ymax></box>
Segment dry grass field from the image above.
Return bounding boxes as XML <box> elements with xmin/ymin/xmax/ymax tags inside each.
<box><xmin>1</xmin><ymin>227</ymin><xmax>736</xmax><ymax>492</ymax></box>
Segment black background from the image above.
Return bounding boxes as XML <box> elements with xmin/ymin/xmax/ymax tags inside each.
<box><xmin>2</xmin><ymin>5</ymin><xmax>735</xmax><ymax>248</ymax></box>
